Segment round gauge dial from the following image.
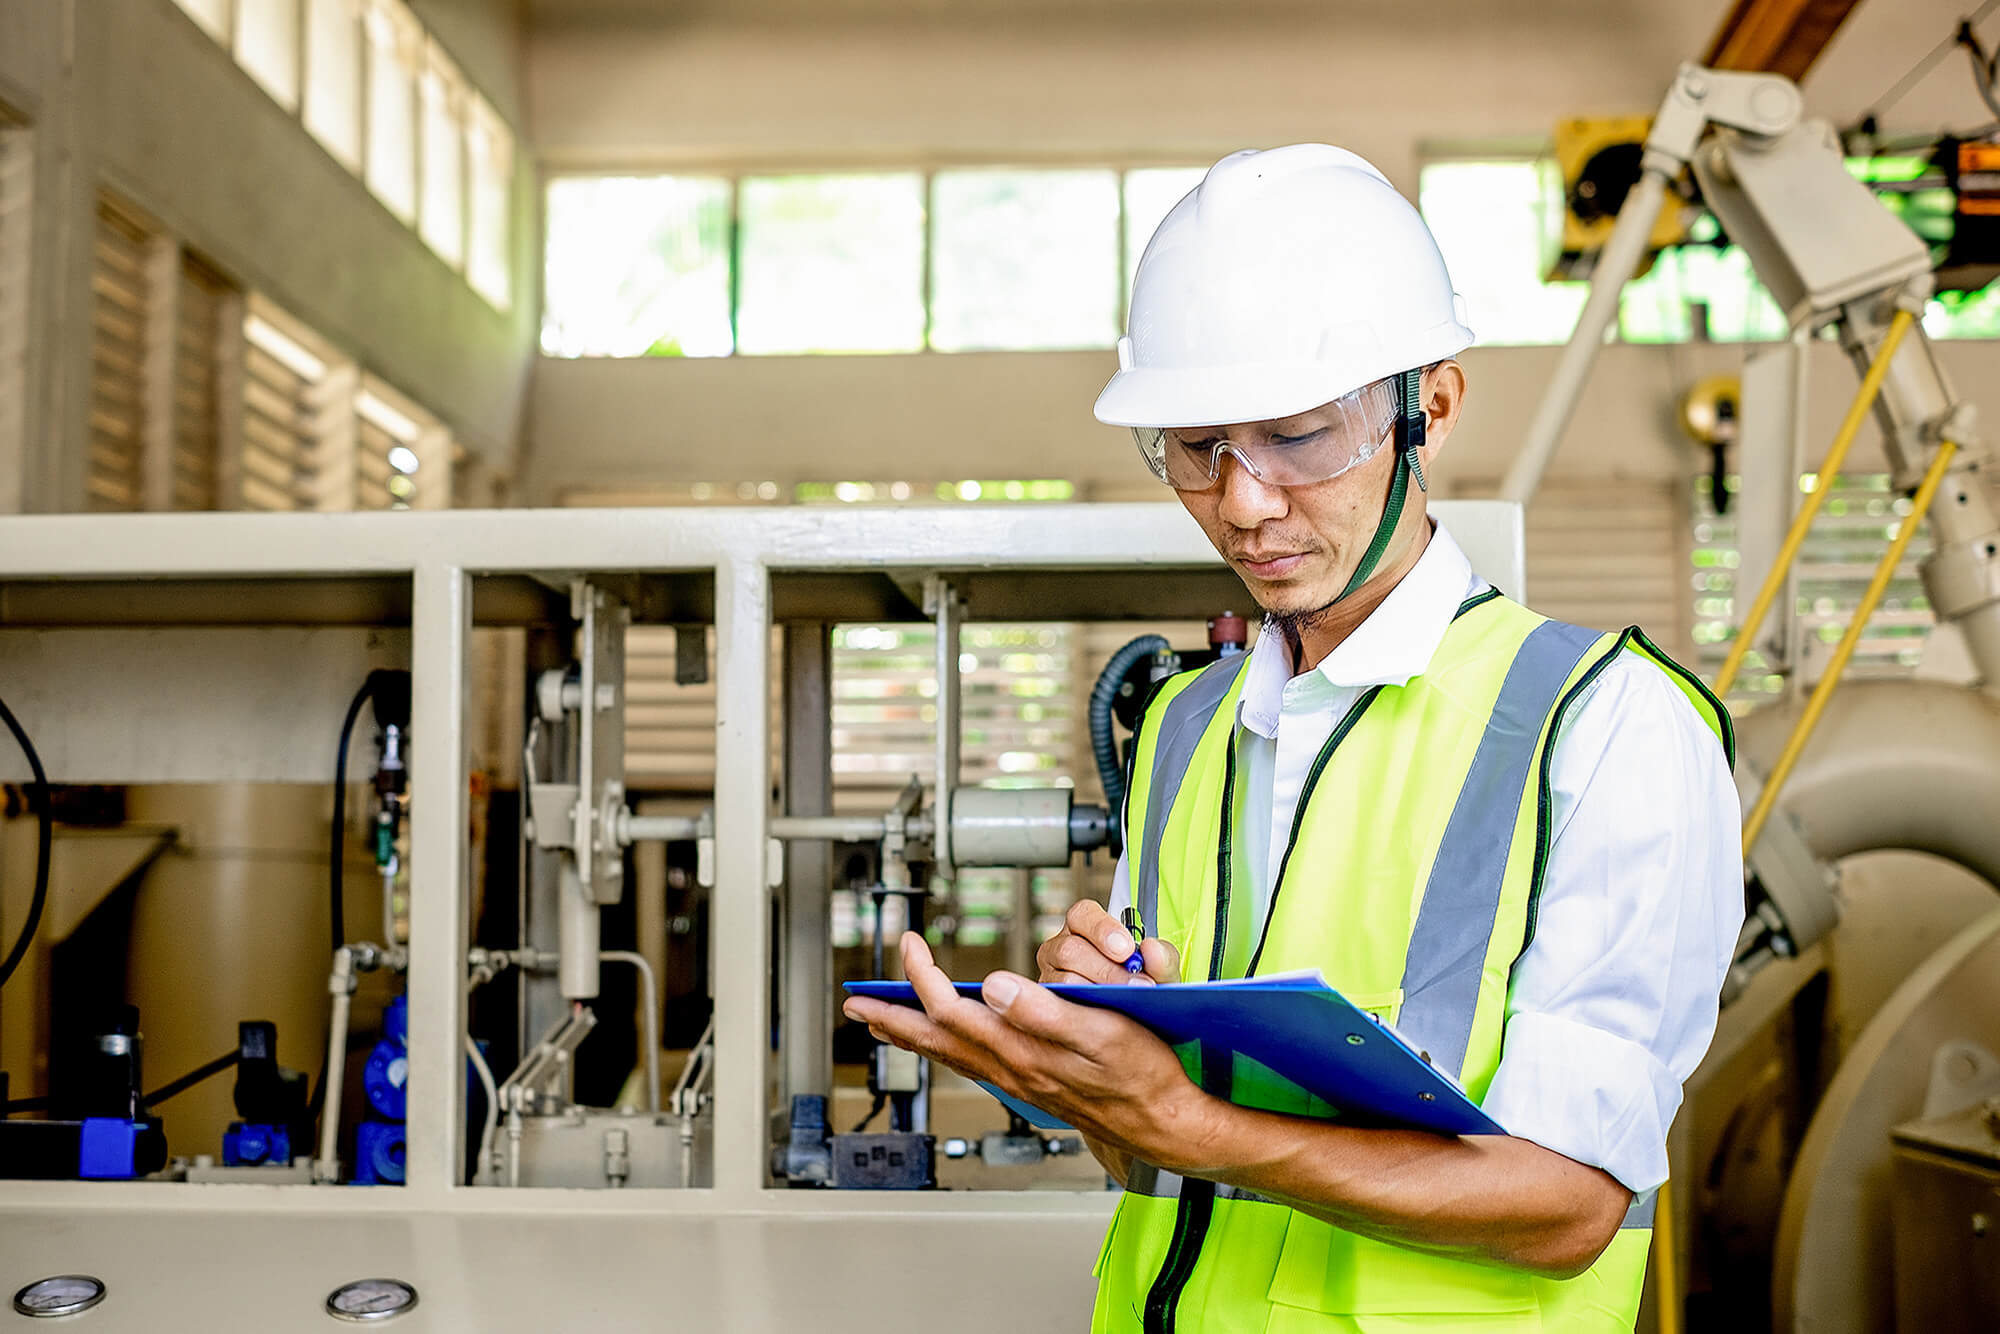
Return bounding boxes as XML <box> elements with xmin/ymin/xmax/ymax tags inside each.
<box><xmin>325</xmin><ymin>1278</ymin><xmax>419</xmax><ymax>1322</ymax></box>
<box><xmin>14</xmin><ymin>1275</ymin><xmax>107</xmax><ymax>1317</ymax></box>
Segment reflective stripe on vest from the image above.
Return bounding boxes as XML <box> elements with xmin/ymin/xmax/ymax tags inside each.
<box><xmin>1132</xmin><ymin>654</ymin><xmax>1245</xmax><ymax>939</ymax></box>
<box><xmin>1394</xmin><ymin>618</ymin><xmax>1601</xmax><ymax>1075</ymax></box>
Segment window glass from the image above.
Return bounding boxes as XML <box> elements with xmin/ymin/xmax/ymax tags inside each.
<box><xmin>418</xmin><ymin>44</ymin><xmax>466</xmax><ymax>268</ymax></box>
<box><xmin>303</xmin><ymin>0</ymin><xmax>364</xmax><ymax>170</ymax></box>
<box><xmin>235</xmin><ymin>0</ymin><xmax>302</xmax><ymax>110</ymax></box>
<box><xmin>1122</xmin><ymin>167</ymin><xmax>1207</xmax><ymax>295</ymax></box>
<box><xmin>1418</xmin><ymin>160</ymin><xmax>1586</xmax><ymax>346</ymax></box>
<box><xmin>736</xmin><ymin>174</ymin><xmax>925</xmax><ymax>355</ymax></box>
<box><xmin>1619</xmin><ymin>244</ymin><xmax>1789</xmax><ymax>343</ymax></box>
<box><xmin>466</xmin><ymin>95</ymin><xmax>513</xmax><ymax>310</ymax></box>
<box><xmin>930</xmin><ymin>169</ymin><xmax>1119</xmax><ymax>351</ymax></box>
<box><xmin>363</xmin><ymin>0</ymin><xmax>420</xmax><ymax>223</ymax></box>
<box><xmin>543</xmin><ymin>177</ymin><xmax>733</xmax><ymax>358</ymax></box>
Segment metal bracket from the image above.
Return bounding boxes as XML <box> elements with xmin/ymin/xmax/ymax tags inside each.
<box><xmin>1645</xmin><ymin>62</ymin><xmax>1802</xmax><ymax>168</ymax></box>
<box><xmin>1739</xmin><ymin>763</ymin><xmax>1842</xmax><ymax>954</ymax></box>
<box><xmin>572</xmin><ymin>581</ymin><xmax>628</xmax><ymax>905</ymax></box>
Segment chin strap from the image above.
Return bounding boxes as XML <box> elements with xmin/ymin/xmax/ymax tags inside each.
<box><xmin>1335</xmin><ymin>368</ymin><xmax>1430</xmax><ymax>601</ymax></box>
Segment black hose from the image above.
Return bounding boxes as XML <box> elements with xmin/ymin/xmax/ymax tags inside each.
<box><xmin>329</xmin><ymin>679</ymin><xmax>375</xmax><ymax>955</ymax></box>
<box><xmin>145</xmin><ymin>1050</ymin><xmax>238</xmax><ymax>1108</ymax></box>
<box><xmin>1088</xmin><ymin>636</ymin><xmax>1169</xmax><ymax>838</ymax></box>
<box><xmin>0</xmin><ymin>692</ymin><xmax>52</xmax><ymax>991</ymax></box>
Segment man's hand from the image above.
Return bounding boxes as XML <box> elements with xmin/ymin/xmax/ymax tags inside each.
<box><xmin>1036</xmin><ymin>900</ymin><xmax>1181</xmax><ymax>985</ymax></box>
<box><xmin>842</xmin><ymin>931</ymin><xmax>1213</xmax><ymax>1161</ymax></box>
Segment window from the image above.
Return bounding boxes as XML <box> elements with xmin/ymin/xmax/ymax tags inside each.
<box><xmin>418</xmin><ymin>42</ymin><xmax>467</xmax><ymax>269</ymax></box>
<box><xmin>174</xmin><ymin>0</ymin><xmax>513</xmax><ymax>308</ymax></box>
<box><xmin>542</xmin><ymin>164</ymin><xmax>1212</xmax><ymax>360</ymax></box>
<box><xmin>363</xmin><ymin>0</ymin><xmax>421</xmax><ymax>224</ymax></box>
<box><xmin>234</xmin><ymin>0</ymin><xmax>302</xmax><ymax>111</ymax></box>
<box><xmin>1419</xmin><ymin>160</ymin><xmax>1588</xmax><ymax>347</ymax></box>
<box><xmin>1619</xmin><ymin>232</ymin><xmax>1789</xmax><ymax>343</ymax></box>
<box><xmin>466</xmin><ymin>94</ymin><xmax>513</xmax><ymax>311</ymax></box>
<box><xmin>929</xmin><ymin>169</ymin><xmax>1119</xmax><ymax>352</ymax></box>
<box><xmin>542</xmin><ymin>177</ymin><xmax>733</xmax><ymax>357</ymax></box>
<box><xmin>1691</xmin><ymin>473</ymin><xmax>1934</xmax><ymax>706</ymax></box>
<box><xmin>736</xmin><ymin>174</ymin><xmax>925</xmax><ymax>355</ymax></box>
<box><xmin>303</xmin><ymin>0</ymin><xmax>364</xmax><ymax>169</ymax></box>
<box><xmin>1122</xmin><ymin>166</ymin><xmax>1207</xmax><ymax>294</ymax></box>
<box><xmin>169</xmin><ymin>256</ymin><xmax>234</xmax><ymax>511</ymax></box>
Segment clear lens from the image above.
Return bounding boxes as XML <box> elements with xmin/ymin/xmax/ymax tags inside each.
<box><xmin>1131</xmin><ymin>379</ymin><xmax>1398</xmax><ymax>491</ymax></box>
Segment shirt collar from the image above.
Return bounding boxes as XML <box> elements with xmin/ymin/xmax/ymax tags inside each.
<box><xmin>1237</xmin><ymin>523</ymin><xmax>1479</xmax><ymax>739</ymax></box>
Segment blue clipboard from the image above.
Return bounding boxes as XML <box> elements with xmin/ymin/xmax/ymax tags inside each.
<box><xmin>843</xmin><ymin>970</ymin><xmax>1503</xmax><ymax>1138</ymax></box>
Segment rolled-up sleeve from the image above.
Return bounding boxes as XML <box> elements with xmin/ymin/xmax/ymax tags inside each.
<box><xmin>1480</xmin><ymin>656</ymin><xmax>1743</xmax><ymax>1193</ymax></box>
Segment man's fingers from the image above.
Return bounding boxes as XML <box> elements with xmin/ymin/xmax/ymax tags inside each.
<box><xmin>1139</xmin><ymin>938</ymin><xmax>1182</xmax><ymax>984</ymax></box>
<box><xmin>1064</xmin><ymin>899</ymin><xmax>1137</xmax><ymax>965</ymax></box>
<box><xmin>981</xmin><ymin>971</ymin><xmax>1123</xmax><ymax>1053</ymax></box>
<box><xmin>1045</xmin><ymin>933</ymin><xmax>1135</xmax><ymax>985</ymax></box>
<box><xmin>900</xmin><ymin>931</ymin><xmax>969</xmax><ymax>1019</ymax></box>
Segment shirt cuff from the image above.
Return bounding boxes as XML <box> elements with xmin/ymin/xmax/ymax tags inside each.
<box><xmin>1479</xmin><ymin>1010</ymin><xmax>1680</xmax><ymax>1193</ymax></box>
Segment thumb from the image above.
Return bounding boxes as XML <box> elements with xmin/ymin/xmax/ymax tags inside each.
<box><xmin>981</xmin><ymin>971</ymin><xmax>1117</xmax><ymax>1051</ymax></box>
<box><xmin>1140</xmin><ymin>938</ymin><xmax>1182</xmax><ymax>984</ymax></box>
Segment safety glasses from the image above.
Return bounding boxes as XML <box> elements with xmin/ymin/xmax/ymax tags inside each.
<box><xmin>1132</xmin><ymin>378</ymin><xmax>1399</xmax><ymax>492</ymax></box>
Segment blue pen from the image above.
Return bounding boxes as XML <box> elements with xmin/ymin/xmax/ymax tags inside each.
<box><xmin>1119</xmin><ymin>906</ymin><xmax>1146</xmax><ymax>975</ymax></box>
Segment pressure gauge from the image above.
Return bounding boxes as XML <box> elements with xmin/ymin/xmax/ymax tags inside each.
<box><xmin>325</xmin><ymin>1278</ymin><xmax>418</xmax><ymax>1322</ymax></box>
<box><xmin>14</xmin><ymin>1274</ymin><xmax>107</xmax><ymax>1317</ymax></box>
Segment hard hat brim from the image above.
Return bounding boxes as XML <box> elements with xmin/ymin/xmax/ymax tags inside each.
<box><xmin>1092</xmin><ymin>321</ymin><xmax>1473</xmax><ymax>430</ymax></box>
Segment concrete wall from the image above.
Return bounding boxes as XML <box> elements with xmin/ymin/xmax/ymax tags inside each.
<box><xmin>0</xmin><ymin>0</ymin><xmax>536</xmax><ymax>513</ymax></box>
<box><xmin>517</xmin><ymin>0</ymin><xmax>2000</xmax><ymax>502</ymax></box>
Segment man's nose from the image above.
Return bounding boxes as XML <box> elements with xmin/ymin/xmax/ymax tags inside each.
<box><xmin>1214</xmin><ymin>448</ymin><xmax>1286</xmax><ymax>528</ymax></box>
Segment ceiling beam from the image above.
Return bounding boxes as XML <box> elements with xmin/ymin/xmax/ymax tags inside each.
<box><xmin>1702</xmin><ymin>0</ymin><xmax>1866</xmax><ymax>81</ymax></box>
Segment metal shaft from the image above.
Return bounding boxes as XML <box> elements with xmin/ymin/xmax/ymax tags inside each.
<box><xmin>1500</xmin><ymin>164</ymin><xmax>1673</xmax><ymax>505</ymax></box>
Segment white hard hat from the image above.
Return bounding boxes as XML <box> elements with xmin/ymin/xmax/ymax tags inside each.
<box><xmin>1095</xmin><ymin>144</ymin><xmax>1474</xmax><ymax>430</ymax></box>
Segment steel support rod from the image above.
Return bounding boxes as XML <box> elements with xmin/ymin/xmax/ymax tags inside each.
<box><xmin>1500</xmin><ymin>165</ymin><xmax>1673</xmax><ymax>505</ymax></box>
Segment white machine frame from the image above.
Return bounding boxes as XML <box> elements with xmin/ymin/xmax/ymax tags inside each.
<box><xmin>0</xmin><ymin>501</ymin><xmax>1521</xmax><ymax>1329</ymax></box>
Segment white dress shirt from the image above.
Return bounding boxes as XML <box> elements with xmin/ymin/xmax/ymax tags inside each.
<box><xmin>1107</xmin><ymin>523</ymin><xmax>1743</xmax><ymax>1193</ymax></box>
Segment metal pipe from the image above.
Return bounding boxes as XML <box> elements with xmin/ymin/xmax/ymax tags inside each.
<box><xmin>619</xmin><ymin>811</ymin><xmax>938</xmax><ymax>845</ymax></box>
<box><xmin>1500</xmin><ymin>164</ymin><xmax>1673</xmax><ymax>505</ymax></box>
<box><xmin>600</xmin><ymin>950</ymin><xmax>661</xmax><ymax>1114</ymax></box>
<box><xmin>1716</xmin><ymin>308</ymin><xmax>1917</xmax><ymax>696</ymax></box>
<box><xmin>466</xmin><ymin>1031</ymin><xmax>498</xmax><ymax>1185</ymax></box>
<box><xmin>314</xmin><ymin>946</ymin><xmax>356</xmax><ymax>1183</ymax></box>
<box><xmin>558</xmin><ymin>858</ymin><xmax>600</xmax><ymax>1000</ymax></box>
<box><xmin>1742</xmin><ymin>440</ymin><xmax>1960</xmax><ymax>848</ymax></box>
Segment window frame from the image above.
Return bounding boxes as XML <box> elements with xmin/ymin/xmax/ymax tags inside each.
<box><xmin>539</xmin><ymin>160</ymin><xmax>1214</xmax><ymax>361</ymax></box>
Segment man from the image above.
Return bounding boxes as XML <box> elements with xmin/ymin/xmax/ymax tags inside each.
<box><xmin>843</xmin><ymin>144</ymin><xmax>1741</xmax><ymax>1333</ymax></box>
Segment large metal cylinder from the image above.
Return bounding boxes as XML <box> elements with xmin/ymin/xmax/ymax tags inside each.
<box><xmin>1729</xmin><ymin>682</ymin><xmax>2000</xmax><ymax>1333</ymax></box>
<box><xmin>124</xmin><ymin>783</ymin><xmax>390</xmax><ymax>1161</ymax></box>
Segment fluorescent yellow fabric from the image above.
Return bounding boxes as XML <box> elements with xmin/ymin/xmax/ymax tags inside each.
<box><xmin>1094</xmin><ymin>596</ymin><xmax>1730</xmax><ymax>1334</ymax></box>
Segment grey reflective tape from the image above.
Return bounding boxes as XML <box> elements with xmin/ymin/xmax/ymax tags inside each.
<box><xmin>1623</xmin><ymin>1192</ymin><xmax>1657</xmax><ymax>1229</ymax></box>
<box><xmin>1135</xmin><ymin>656</ymin><xmax>1245</xmax><ymax>936</ymax></box>
<box><xmin>1395</xmin><ymin>620</ymin><xmax>1603</xmax><ymax>1078</ymax></box>
<box><xmin>1126</xmin><ymin>1160</ymin><xmax>1279</xmax><ymax>1206</ymax></box>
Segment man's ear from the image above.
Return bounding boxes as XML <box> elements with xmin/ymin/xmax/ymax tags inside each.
<box><xmin>1421</xmin><ymin>359</ymin><xmax>1467</xmax><ymax>463</ymax></box>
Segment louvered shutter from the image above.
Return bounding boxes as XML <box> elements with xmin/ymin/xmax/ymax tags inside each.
<box><xmin>1521</xmin><ymin>480</ymin><xmax>1689</xmax><ymax>651</ymax></box>
<box><xmin>168</xmin><ymin>256</ymin><xmax>231</xmax><ymax>510</ymax></box>
<box><xmin>0</xmin><ymin>124</ymin><xmax>28</xmax><ymax>493</ymax></box>
<box><xmin>239</xmin><ymin>336</ymin><xmax>322</xmax><ymax>510</ymax></box>
<box><xmin>87</xmin><ymin>197</ymin><xmax>153</xmax><ymax>512</ymax></box>
<box><xmin>1692</xmin><ymin>473</ymin><xmax>1935</xmax><ymax>704</ymax></box>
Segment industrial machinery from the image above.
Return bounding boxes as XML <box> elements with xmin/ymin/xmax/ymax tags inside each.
<box><xmin>0</xmin><ymin>501</ymin><xmax>1522</xmax><ymax>1328</ymax></box>
<box><xmin>1511</xmin><ymin>54</ymin><xmax>2000</xmax><ymax>1334</ymax></box>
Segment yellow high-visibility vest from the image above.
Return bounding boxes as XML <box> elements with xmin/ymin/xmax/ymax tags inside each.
<box><xmin>1093</xmin><ymin>590</ymin><xmax>1732</xmax><ymax>1334</ymax></box>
